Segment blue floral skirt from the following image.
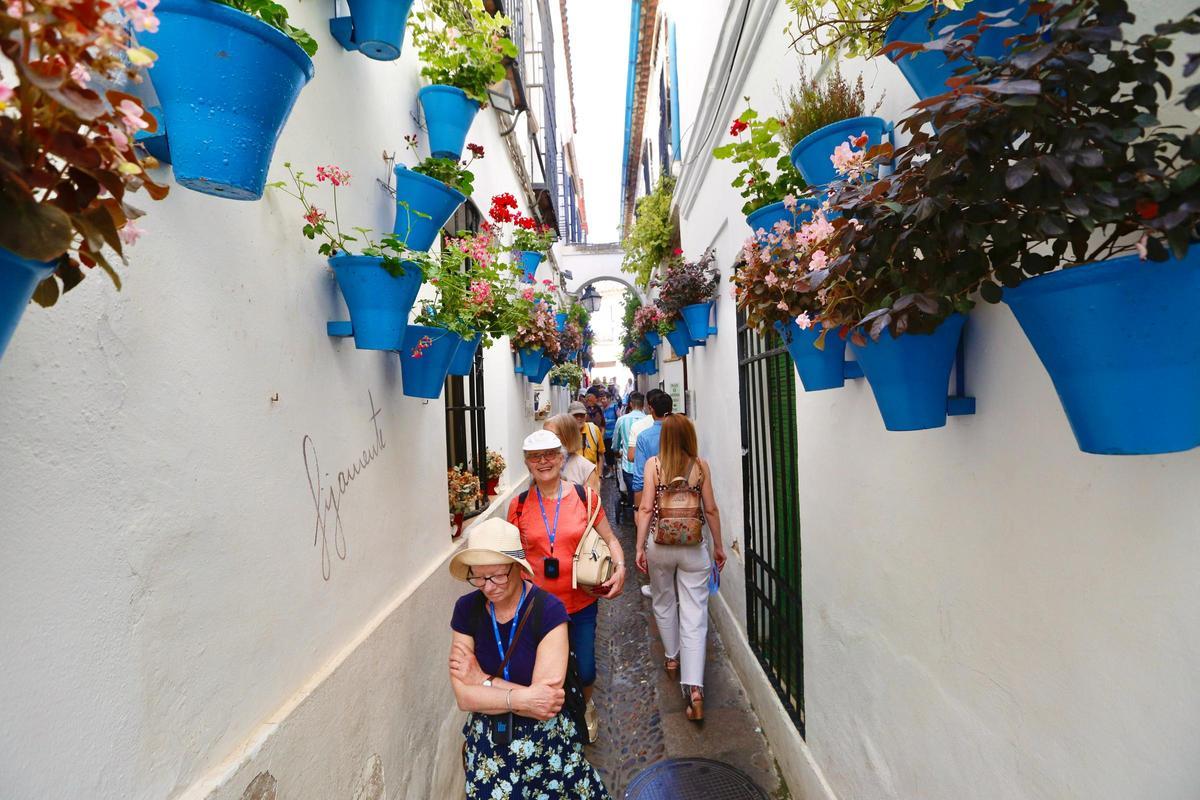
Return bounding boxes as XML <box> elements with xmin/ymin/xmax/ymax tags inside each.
<box><xmin>462</xmin><ymin>713</ymin><xmax>611</xmax><ymax>799</ymax></box>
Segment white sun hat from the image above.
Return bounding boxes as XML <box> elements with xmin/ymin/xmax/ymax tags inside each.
<box><xmin>448</xmin><ymin>518</ymin><xmax>535</xmax><ymax>582</ymax></box>
<box><xmin>523</xmin><ymin>429</ymin><xmax>563</xmax><ymax>452</ymax></box>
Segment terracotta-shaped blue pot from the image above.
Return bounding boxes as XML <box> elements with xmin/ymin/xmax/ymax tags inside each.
<box><xmin>392</xmin><ymin>166</ymin><xmax>466</xmax><ymax>252</ymax></box>
<box><xmin>419</xmin><ymin>85</ymin><xmax>481</xmax><ymax>160</ymax></box>
<box><xmin>664</xmin><ymin>319</ymin><xmax>691</xmax><ymax>358</ymax></box>
<box><xmin>518</xmin><ymin>346</ymin><xmax>545</xmax><ymax>374</ymax></box>
<box><xmin>342</xmin><ymin>0</ymin><xmax>415</xmax><ymax>61</ymax></box>
<box><xmin>142</xmin><ymin>0</ymin><xmax>314</xmax><ymax>199</ymax></box>
<box><xmin>527</xmin><ymin>355</ymin><xmax>554</xmax><ymax>383</ymax></box>
<box><xmin>790</xmin><ymin>116</ymin><xmax>889</xmax><ymax>187</ymax></box>
<box><xmin>775</xmin><ymin>320</ymin><xmax>847</xmax><ymax>392</ymax></box>
<box><xmin>1004</xmin><ymin>248</ymin><xmax>1200</xmax><ymax>454</ymax></box>
<box><xmin>515</xmin><ymin>250</ymin><xmax>544</xmax><ymax>282</ymax></box>
<box><xmin>681</xmin><ymin>302</ymin><xmax>714</xmax><ymax>342</ymax></box>
<box><xmin>329</xmin><ymin>255</ymin><xmax>423</xmax><ymax>351</ymax></box>
<box><xmin>447</xmin><ymin>332</ymin><xmax>482</xmax><ymax>376</ymax></box>
<box><xmin>645</xmin><ymin>330</ymin><xmax>662</xmax><ymax>348</ymax></box>
<box><xmin>400</xmin><ymin>324</ymin><xmax>461</xmax><ymax>399</ymax></box>
<box><xmin>0</xmin><ymin>247</ymin><xmax>56</xmax><ymax>361</ymax></box>
<box><xmin>850</xmin><ymin>313</ymin><xmax>965</xmax><ymax>431</ymax></box>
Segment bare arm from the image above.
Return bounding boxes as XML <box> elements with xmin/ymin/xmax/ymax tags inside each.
<box><xmin>585</xmin><ymin>464</ymin><xmax>601</xmax><ymax>494</ymax></box>
<box><xmin>448</xmin><ymin>625</ymin><xmax>568</xmax><ymax>721</ymax></box>
<box><xmin>699</xmin><ymin>458</ymin><xmax>726</xmax><ymax>570</ymax></box>
<box><xmin>634</xmin><ymin>458</ymin><xmax>658</xmax><ymax>573</ymax></box>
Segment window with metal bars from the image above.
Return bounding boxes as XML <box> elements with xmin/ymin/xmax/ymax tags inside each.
<box><xmin>443</xmin><ymin>202</ymin><xmax>490</xmax><ymax>518</ymax></box>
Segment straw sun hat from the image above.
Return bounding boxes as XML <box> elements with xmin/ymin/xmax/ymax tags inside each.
<box><xmin>448</xmin><ymin>518</ymin><xmax>535</xmax><ymax>582</ymax></box>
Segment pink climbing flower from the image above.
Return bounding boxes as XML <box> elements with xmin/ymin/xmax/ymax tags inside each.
<box><xmin>796</xmin><ymin>312</ymin><xmax>813</xmax><ymax>330</ymax></box>
<box><xmin>118</xmin><ymin>99</ymin><xmax>149</xmax><ymax>132</ymax></box>
<box><xmin>316</xmin><ymin>165</ymin><xmax>351</xmax><ymax>187</ymax></box>
<box><xmin>118</xmin><ymin>220</ymin><xmax>146</xmax><ymax>246</ymax></box>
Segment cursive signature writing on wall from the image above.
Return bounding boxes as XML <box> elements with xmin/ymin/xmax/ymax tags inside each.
<box><xmin>304</xmin><ymin>390</ymin><xmax>387</xmax><ymax>580</ymax></box>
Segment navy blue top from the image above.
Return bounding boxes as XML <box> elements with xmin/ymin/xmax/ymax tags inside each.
<box><xmin>450</xmin><ymin>584</ymin><xmax>569</xmax><ymax>687</ymax></box>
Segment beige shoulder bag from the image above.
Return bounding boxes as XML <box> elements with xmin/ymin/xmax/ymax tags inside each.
<box><xmin>572</xmin><ymin>487</ymin><xmax>615</xmax><ymax>589</ymax></box>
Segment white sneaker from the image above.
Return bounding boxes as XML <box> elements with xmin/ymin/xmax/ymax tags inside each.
<box><xmin>640</xmin><ymin>584</ymin><xmax>652</xmax><ymax>598</ymax></box>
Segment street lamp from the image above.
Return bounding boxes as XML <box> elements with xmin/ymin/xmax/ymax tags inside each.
<box><xmin>578</xmin><ymin>284</ymin><xmax>601</xmax><ymax>313</ymax></box>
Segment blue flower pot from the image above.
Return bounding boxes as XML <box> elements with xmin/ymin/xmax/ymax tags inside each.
<box><xmin>392</xmin><ymin>166</ymin><xmax>466</xmax><ymax>252</ymax></box>
<box><xmin>849</xmin><ymin>313</ymin><xmax>966</xmax><ymax>431</ymax></box>
<box><xmin>343</xmin><ymin>0</ymin><xmax>415</xmax><ymax>61</ymax></box>
<box><xmin>0</xmin><ymin>247</ymin><xmax>56</xmax><ymax>361</ymax></box>
<box><xmin>400</xmin><ymin>324</ymin><xmax>460</xmax><ymax>399</ymax></box>
<box><xmin>789</xmin><ymin>116</ymin><xmax>889</xmax><ymax>187</ymax></box>
<box><xmin>419</xmin><ymin>85</ymin><xmax>482</xmax><ymax>161</ymax></box>
<box><xmin>515</xmin><ymin>250</ymin><xmax>544</xmax><ymax>282</ymax></box>
<box><xmin>775</xmin><ymin>320</ymin><xmax>847</xmax><ymax>392</ymax></box>
<box><xmin>447</xmin><ymin>332</ymin><xmax>482</xmax><ymax>376</ymax></box>
<box><xmin>884</xmin><ymin>0</ymin><xmax>1036</xmax><ymax>101</ymax></box>
<box><xmin>644</xmin><ymin>330</ymin><xmax>662</xmax><ymax>348</ymax></box>
<box><xmin>664</xmin><ymin>319</ymin><xmax>691</xmax><ymax>358</ymax></box>
<box><xmin>518</xmin><ymin>346</ymin><xmax>545</xmax><ymax>375</ymax></box>
<box><xmin>329</xmin><ymin>255</ymin><xmax>423</xmax><ymax>351</ymax></box>
<box><xmin>1004</xmin><ymin>249</ymin><xmax>1200</xmax><ymax>455</ymax></box>
<box><xmin>555</xmin><ymin>312</ymin><xmax>568</xmax><ymax>330</ymax></box>
<box><xmin>745</xmin><ymin>196</ymin><xmax>823</xmax><ymax>234</ymax></box>
<box><xmin>681</xmin><ymin>302</ymin><xmax>714</xmax><ymax>342</ymax></box>
<box><xmin>142</xmin><ymin>0</ymin><xmax>314</xmax><ymax>200</ymax></box>
<box><xmin>527</xmin><ymin>355</ymin><xmax>554</xmax><ymax>383</ymax></box>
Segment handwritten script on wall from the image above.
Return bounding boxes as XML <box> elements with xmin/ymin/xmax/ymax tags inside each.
<box><xmin>304</xmin><ymin>390</ymin><xmax>387</xmax><ymax>580</ymax></box>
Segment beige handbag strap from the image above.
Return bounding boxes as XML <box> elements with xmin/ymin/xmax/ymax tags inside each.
<box><xmin>572</xmin><ymin>487</ymin><xmax>603</xmax><ymax>590</ymax></box>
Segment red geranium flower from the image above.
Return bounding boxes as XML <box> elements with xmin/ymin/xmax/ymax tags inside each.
<box><xmin>1136</xmin><ymin>198</ymin><xmax>1159</xmax><ymax>220</ymax></box>
<box><xmin>729</xmin><ymin>118</ymin><xmax>749</xmax><ymax>136</ymax></box>
<box><xmin>467</xmin><ymin>143</ymin><xmax>485</xmax><ymax>158</ymax></box>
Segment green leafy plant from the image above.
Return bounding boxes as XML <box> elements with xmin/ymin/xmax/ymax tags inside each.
<box><xmin>778</xmin><ymin>63</ymin><xmax>880</xmax><ymax>148</ymax></box>
<box><xmin>405</xmin><ymin>135</ymin><xmax>482</xmax><ymax>196</ymax></box>
<box><xmin>415</xmin><ymin>227</ymin><xmax>515</xmax><ymax>341</ymax></box>
<box><xmin>0</xmin><ymin>0</ymin><xmax>170</xmax><ymax>307</ymax></box>
<box><xmin>214</xmin><ymin>0</ymin><xmax>317</xmax><ymax>56</ymax></box>
<box><xmin>713</xmin><ymin>102</ymin><xmax>808</xmax><ymax>215</ymax></box>
<box><xmin>817</xmin><ymin>0</ymin><xmax>1200</xmax><ymax>342</ymax></box>
<box><xmin>567</xmin><ymin>302</ymin><xmax>590</xmax><ymax>329</ymax></box>
<box><xmin>784</xmin><ymin>0</ymin><xmax>973</xmax><ymax>59</ymax></box>
<box><xmin>621</xmin><ymin>175</ymin><xmax>677</xmax><ymax>288</ymax></box>
<box><xmin>411</xmin><ymin>0</ymin><xmax>517</xmax><ymax>105</ymax></box>
<box><xmin>549</xmin><ymin>362</ymin><xmax>584</xmax><ymax>393</ymax></box>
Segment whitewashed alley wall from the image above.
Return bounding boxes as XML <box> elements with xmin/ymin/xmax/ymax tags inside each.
<box><xmin>0</xmin><ymin>3</ymin><xmax>546</xmax><ymax>797</ymax></box>
<box><xmin>670</xmin><ymin>1</ymin><xmax>1200</xmax><ymax>799</ymax></box>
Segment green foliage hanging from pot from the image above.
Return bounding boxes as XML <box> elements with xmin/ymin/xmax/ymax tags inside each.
<box><xmin>621</xmin><ymin>175</ymin><xmax>676</xmax><ymax>289</ymax></box>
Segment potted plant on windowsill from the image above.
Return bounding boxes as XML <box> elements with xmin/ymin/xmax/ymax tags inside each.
<box><xmin>713</xmin><ymin>101</ymin><xmax>809</xmax><ymax>232</ymax></box>
<box><xmin>141</xmin><ymin>0</ymin><xmax>316</xmax><ymax>200</ymax></box>
<box><xmin>484</xmin><ymin>448</ymin><xmax>506</xmax><ymax>495</ymax></box>
<box><xmin>448</xmin><ymin>465</ymin><xmax>481</xmax><ymax>538</ymax></box>
<box><xmin>272</xmin><ymin>163</ymin><xmax>424</xmax><ymax>352</ymax></box>
<box><xmin>0</xmin><ymin>0</ymin><xmax>170</xmax><ymax>361</ymax></box>
<box><xmin>731</xmin><ymin>199</ymin><xmax>852</xmax><ymax>391</ymax></box>
<box><xmin>780</xmin><ymin>64</ymin><xmax>886</xmax><ymax>188</ymax></box>
<box><xmin>656</xmin><ymin>250</ymin><xmax>721</xmax><ymax>344</ymax></box>
<box><xmin>393</xmin><ymin>139</ymin><xmax>482</xmax><ymax>253</ymax></box>
<box><xmin>878</xmin><ymin>0</ymin><xmax>1200</xmax><ymax>453</ymax></box>
<box><xmin>411</xmin><ymin>0</ymin><xmax>515</xmax><ymax>161</ymax></box>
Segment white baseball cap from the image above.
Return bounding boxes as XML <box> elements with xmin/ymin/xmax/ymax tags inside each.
<box><xmin>523</xmin><ymin>429</ymin><xmax>563</xmax><ymax>451</ymax></box>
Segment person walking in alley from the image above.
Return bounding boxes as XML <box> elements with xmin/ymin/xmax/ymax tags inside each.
<box><xmin>630</xmin><ymin>390</ymin><xmax>672</xmax><ymax>510</ymax></box>
<box><xmin>600</xmin><ymin>393</ymin><xmax>619</xmax><ymax>479</ymax></box>
<box><xmin>571</xmin><ymin>401</ymin><xmax>606</xmax><ymax>468</ymax></box>
<box><xmin>448</xmin><ymin>520</ymin><xmax>612</xmax><ymax>799</ymax></box>
<box><xmin>635</xmin><ymin>414</ymin><xmax>727</xmax><ymax>722</ymax></box>
<box><xmin>611</xmin><ymin>391</ymin><xmax>646</xmax><ymax>524</ymax></box>
<box><xmin>509</xmin><ymin>430</ymin><xmax>627</xmax><ymax>742</ymax></box>
<box><xmin>544</xmin><ymin>414</ymin><xmax>601</xmax><ymax>493</ymax></box>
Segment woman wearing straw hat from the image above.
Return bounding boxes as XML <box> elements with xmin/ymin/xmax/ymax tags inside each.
<box><xmin>448</xmin><ymin>519</ymin><xmax>611</xmax><ymax>799</ymax></box>
<box><xmin>509</xmin><ymin>429</ymin><xmax>626</xmax><ymax>742</ymax></box>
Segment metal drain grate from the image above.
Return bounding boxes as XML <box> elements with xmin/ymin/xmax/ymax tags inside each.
<box><xmin>624</xmin><ymin>758</ymin><xmax>770</xmax><ymax>800</ymax></box>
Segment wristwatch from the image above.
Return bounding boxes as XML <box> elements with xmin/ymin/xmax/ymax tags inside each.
<box><xmin>482</xmin><ymin>676</ymin><xmax>494</xmax><ymax>687</ymax></box>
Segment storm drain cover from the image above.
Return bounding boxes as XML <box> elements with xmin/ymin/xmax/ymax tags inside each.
<box><xmin>624</xmin><ymin>758</ymin><xmax>769</xmax><ymax>800</ymax></box>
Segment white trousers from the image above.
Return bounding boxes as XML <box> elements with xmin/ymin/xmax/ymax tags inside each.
<box><xmin>647</xmin><ymin>539</ymin><xmax>711</xmax><ymax>688</ymax></box>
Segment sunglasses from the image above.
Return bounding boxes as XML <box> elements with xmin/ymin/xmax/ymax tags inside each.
<box><xmin>526</xmin><ymin>450</ymin><xmax>561</xmax><ymax>463</ymax></box>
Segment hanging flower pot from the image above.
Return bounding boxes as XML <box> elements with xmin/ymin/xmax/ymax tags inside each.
<box><xmin>849</xmin><ymin>313</ymin><xmax>966</xmax><ymax>431</ymax></box>
<box><xmin>418</xmin><ymin>85</ymin><xmax>482</xmax><ymax>161</ymax></box>
<box><xmin>400</xmin><ymin>324</ymin><xmax>461</xmax><ymax>399</ymax></box>
<box><xmin>392</xmin><ymin>166</ymin><xmax>467</xmax><ymax>252</ymax></box>
<box><xmin>789</xmin><ymin>116</ymin><xmax>889</xmax><ymax>187</ymax></box>
<box><xmin>526</xmin><ymin>355</ymin><xmax>554</xmax><ymax>384</ymax></box>
<box><xmin>0</xmin><ymin>248</ymin><xmax>56</xmax><ymax>362</ymax></box>
<box><xmin>141</xmin><ymin>0</ymin><xmax>315</xmax><ymax>200</ymax></box>
<box><xmin>555</xmin><ymin>312</ymin><xmax>568</xmax><ymax>330</ymax></box>
<box><xmin>515</xmin><ymin>250</ymin><xmax>544</xmax><ymax>282</ymax></box>
<box><xmin>1004</xmin><ymin>249</ymin><xmax>1200</xmax><ymax>455</ymax></box>
<box><xmin>518</xmin><ymin>346</ymin><xmax>545</xmax><ymax>374</ymax></box>
<box><xmin>644</xmin><ymin>330</ymin><xmax>662</xmax><ymax>348</ymax></box>
<box><xmin>884</xmin><ymin>0</ymin><xmax>1035</xmax><ymax>101</ymax></box>
<box><xmin>447</xmin><ymin>332</ymin><xmax>482</xmax><ymax>377</ymax></box>
<box><xmin>330</xmin><ymin>255</ymin><xmax>423</xmax><ymax>351</ymax></box>
<box><xmin>775</xmin><ymin>320</ymin><xmax>848</xmax><ymax>392</ymax></box>
<box><xmin>681</xmin><ymin>303</ymin><xmax>714</xmax><ymax>342</ymax></box>
<box><xmin>337</xmin><ymin>0</ymin><xmax>416</xmax><ymax>61</ymax></box>
<box><xmin>664</xmin><ymin>319</ymin><xmax>691</xmax><ymax>358</ymax></box>
<box><xmin>745</xmin><ymin>196</ymin><xmax>822</xmax><ymax>234</ymax></box>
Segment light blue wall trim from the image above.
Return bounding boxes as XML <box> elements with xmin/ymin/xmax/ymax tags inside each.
<box><xmin>620</xmin><ymin>0</ymin><xmax>642</xmax><ymax>225</ymax></box>
<box><xmin>669</xmin><ymin>21</ymin><xmax>682</xmax><ymax>163</ymax></box>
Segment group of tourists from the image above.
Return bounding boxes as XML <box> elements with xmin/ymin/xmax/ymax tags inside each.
<box><xmin>446</xmin><ymin>380</ymin><xmax>727</xmax><ymax>798</ymax></box>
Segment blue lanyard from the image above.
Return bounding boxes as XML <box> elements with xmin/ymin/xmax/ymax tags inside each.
<box><xmin>535</xmin><ymin>484</ymin><xmax>563</xmax><ymax>554</ymax></box>
<box><xmin>489</xmin><ymin>581</ymin><xmax>528</xmax><ymax>681</ymax></box>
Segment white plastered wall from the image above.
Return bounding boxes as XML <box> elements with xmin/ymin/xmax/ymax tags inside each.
<box><xmin>668</xmin><ymin>1</ymin><xmax>1200</xmax><ymax>798</ymax></box>
<box><xmin>0</xmin><ymin>2</ymin><xmax>547</xmax><ymax>797</ymax></box>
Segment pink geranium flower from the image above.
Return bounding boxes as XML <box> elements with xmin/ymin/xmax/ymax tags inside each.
<box><xmin>118</xmin><ymin>99</ymin><xmax>149</xmax><ymax>132</ymax></box>
<box><xmin>119</xmin><ymin>220</ymin><xmax>146</xmax><ymax>245</ymax></box>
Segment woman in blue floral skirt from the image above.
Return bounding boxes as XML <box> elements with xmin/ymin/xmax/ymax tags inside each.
<box><xmin>448</xmin><ymin>519</ymin><xmax>611</xmax><ymax>799</ymax></box>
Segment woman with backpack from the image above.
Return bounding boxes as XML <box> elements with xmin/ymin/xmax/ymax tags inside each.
<box><xmin>447</xmin><ymin>519</ymin><xmax>611</xmax><ymax>798</ymax></box>
<box><xmin>634</xmin><ymin>413</ymin><xmax>727</xmax><ymax>722</ymax></box>
<box><xmin>509</xmin><ymin>429</ymin><xmax>627</xmax><ymax>741</ymax></box>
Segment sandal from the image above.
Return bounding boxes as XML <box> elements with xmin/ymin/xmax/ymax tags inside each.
<box><xmin>684</xmin><ymin>685</ymin><xmax>704</xmax><ymax>722</ymax></box>
<box><xmin>664</xmin><ymin>657</ymin><xmax>679</xmax><ymax>681</ymax></box>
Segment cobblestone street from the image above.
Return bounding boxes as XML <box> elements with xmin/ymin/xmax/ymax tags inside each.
<box><xmin>585</xmin><ymin>476</ymin><xmax>788</xmax><ymax>798</ymax></box>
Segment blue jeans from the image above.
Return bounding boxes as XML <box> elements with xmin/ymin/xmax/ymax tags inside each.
<box><xmin>568</xmin><ymin>601</ymin><xmax>599</xmax><ymax>687</ymax></box>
